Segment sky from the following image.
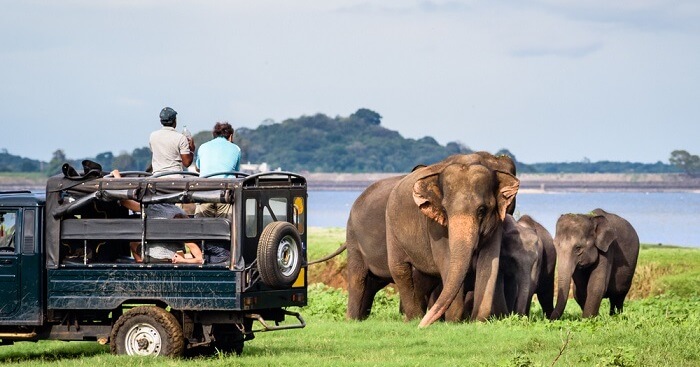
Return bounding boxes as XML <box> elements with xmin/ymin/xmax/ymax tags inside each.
<box><xmin>1</xmin><ymin>0</ymin><xmax>699</xmax><ymax>165</ymax></box>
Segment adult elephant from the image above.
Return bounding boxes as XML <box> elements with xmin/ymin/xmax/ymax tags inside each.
<box><xmin>386</xmin><ymin>156</ymin><xmax>519</xmax><ymax>327</ymax></box>
<box><xmin>344</xmin><ymin>175</ymin><xmax>404</xmax><ymax>319</ymax></box>
<box><xmin>338</xmin><ymin>152</ymin><xmax>516</xmax><ymax>321</ymax></box>
<box><xmin>500</xmin><ymin>215</ymin><xmax>543</xmax><ymax>316</ymax></box>
<box><xmin>550</xmin><ymin>208</ymin><xmax>640</xmax><ymax>320</ymax></box>
<box><xmin>517</xmin><ymin>215</ymin><xmax>556</xmax><ymax>318</ymax></box>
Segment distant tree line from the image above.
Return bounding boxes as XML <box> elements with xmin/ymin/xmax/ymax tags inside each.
<box><xmin>0</xmin><ymin>109</ymin><xmax>694</xmax><ymax>176</ymax></box>
<box><xmin>669</xmin><ymin>150</ymin><xmax>700</xmax><ymax>177</ymax></box>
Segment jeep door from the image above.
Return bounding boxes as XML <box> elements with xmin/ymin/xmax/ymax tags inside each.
<box><xmin>0</xmin><ymin>207</ymin><xmax>42</xmax><ymax>324</ymax></box>
<box><xmin>0</xmin><ymin>209</ymin><xmax>20</xmax><ymax>316</ymax></box>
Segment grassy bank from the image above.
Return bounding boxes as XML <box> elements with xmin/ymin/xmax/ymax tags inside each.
<box><xmin>1</xmin><ymin>228</ymin><xmax>698</xmax><ymax>366</ymax></box>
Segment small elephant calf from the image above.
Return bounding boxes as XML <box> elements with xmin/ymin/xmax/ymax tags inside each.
<box><xmin>550</xmin><ymin>208</ymin><xmax>640</xmax><ymax>319</ymax></box>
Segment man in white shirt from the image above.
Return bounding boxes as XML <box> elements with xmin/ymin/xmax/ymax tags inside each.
<box><xmin>149</xmin><ymin>107</ymin><xmax>195</xmax><ymax>174</ymax></box>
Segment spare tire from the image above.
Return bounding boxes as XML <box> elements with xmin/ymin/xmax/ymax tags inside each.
<box><xmin>257</xmin><ymin>221</ymin><xmax>303</xmax><ymax>288</ymax></box>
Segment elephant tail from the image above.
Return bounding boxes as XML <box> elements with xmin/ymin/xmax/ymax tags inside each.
<box><xmin>308</xmin><ymin>243</ymin><xmax>347</xmax><ymax>265</ymax></box>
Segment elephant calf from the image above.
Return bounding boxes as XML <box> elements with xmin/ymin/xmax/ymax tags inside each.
<box><xmin>499</xmin><ymin>214</ymin><xmax>558</xmax><ymax>317</ymax></box>
<box><xmin>517</xmin><ymin>215</ymin><xmax>556</xmax><ymax>318</ymax></box>
<box><xmin>500</xmin><ymin>215</ymin><xmax>542</xmax><ymax>317</ymax></box>
<box><xmin>550</xmin><ymin>208</ymin><xmax>640</xmax><ymax>319</ymax></box>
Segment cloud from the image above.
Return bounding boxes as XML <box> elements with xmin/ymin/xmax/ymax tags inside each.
<box><xmin>533</xmin><ymin>0</ymin><xmax>700</xmax><ymax>33</ymax></box>
<box><xmin>511</xmin><ymin>42</ymin><xmax>603</xmax><ymax>58</ymax></box>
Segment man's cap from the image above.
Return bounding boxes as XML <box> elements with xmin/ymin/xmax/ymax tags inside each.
<box><xmin>160</xmin><ymin>107</ymin><xmax>177</xmax><ymax>123</ymax></box>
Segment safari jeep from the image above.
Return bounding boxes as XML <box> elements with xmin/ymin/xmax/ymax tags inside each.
<box><xmin>0</xmin><ymin>168</ymin><xmax>307</xmax><ymax>356</ymax></box>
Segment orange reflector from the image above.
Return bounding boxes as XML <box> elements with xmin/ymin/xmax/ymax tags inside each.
<box><xmin>292</xmin><ymin>268</ymin><xmax>305</xmax><ymax>288</ymax></box>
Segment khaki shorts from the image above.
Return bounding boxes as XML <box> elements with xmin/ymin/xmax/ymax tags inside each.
<box><xmin>195</xmin><ymin>203</ymin><xmax>232</xmax><ymax>218</ymax></box>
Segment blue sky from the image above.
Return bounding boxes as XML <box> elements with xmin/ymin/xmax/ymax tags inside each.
<box><xmin>1</xmin><ymin>1</ymin><xmax>699</xmax><ymax>164</ymax></box>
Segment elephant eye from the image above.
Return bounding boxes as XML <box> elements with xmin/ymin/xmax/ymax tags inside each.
<box><xmin>476</xmin><ymin>205</ymin><xmax>487</xmax><ymax>218</ymax></box>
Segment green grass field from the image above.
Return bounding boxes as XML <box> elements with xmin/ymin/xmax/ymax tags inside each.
<box><xmin>1</xmin><ymin>227</ymin><xmax>698</xmax><ymax>366</ymax></box>
<box><xmin>0</xmin><ymin>172</ymin><xmax>47</xmax><ymax>180</ymax></box>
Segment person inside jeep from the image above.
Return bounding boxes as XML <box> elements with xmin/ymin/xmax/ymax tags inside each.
<box><xmin>109</xmin><ymin>170</ymin><xmax>203</xmax><ymax>264</ymax></box>
<box><xmin>110</xmin><ymin>169</ymin><xmax>186</xmax><ymax>218</ymax></box>
<box><xmin>130</xmin><ymin>215</ymin><xmax>203</xmax><ymax>264</ymax></box>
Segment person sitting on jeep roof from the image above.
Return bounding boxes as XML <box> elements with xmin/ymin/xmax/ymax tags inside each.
<box><xmin>150</xmin><ymin>106</ymin><xmax>195</xmax><ymax>174</ymax></box>
<box><xmin>194</xmin><ymin>121</ymin><xmax>241</xmax><ymax>218</ymax></box>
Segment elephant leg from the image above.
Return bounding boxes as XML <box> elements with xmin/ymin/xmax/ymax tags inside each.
<box><xmin>582</xmin><ymin>264</ymin><xmax>610</xmax><ymax>318</ymax></box>
<box><xmin>525</xmin><ymin>267</ymin><xmax>540</xmax><ymax>317</ymax></box>
<box><xmin>491</xmin><ymin>270</ymin><xmax>508</xmax><ymax>318</ymax></box>
<box><xmin>536</xmin><ymin>274</ymin><xmax>555</xmax><ymax>318</ymax></box>
<box><xmin>346</xmin><ymin>270</ymin><xmax>371</xmax><ymax>319</ymax></box>
<box><xmin>443</xmin><ymin>286</ymin><xmax>465</xmax><ymax>322</ymax></box>
<box><xmin>413</xmin><ymin>271</ymin><xmax>441</xmax><ymax>315</ymax></box>
<box><xmin>502</xmin><ymin>272</ymin><xmax>517</xmax><ymax>314</ymax></box>
<box><xmin>512</xmin><ymin>267</ymin><xmax>534</xmax><ymax>316</ymax></box>
<box><xmin>347</xmin><ymin>274</ymin><xmax>389</xmax><ymax>319</ymax></box>
<box><xmin>390</xmin><ymin>259</ymin><xmax>425</xmax><ymax>321</ymax></box>
<box><xmin>365</xmin><ymin>274</ymin><xmax>390</xmax><ymax>316</ymax></box>
<box><xmin>459</xmin><ymin>270</ymin><xmax>475</xmax><ymax>319</ymax></box>
<box><xmin>609</xmin><ymin>293</ymin><xmax>626</xmax><ymax>315</ymax></box>
<box><xmin>346</xmin><ymin>247</ymin><xmax>385</xmax><ymax>320</ymax></box>
<box><xmin>463</xmin><ymin>290</ymin><xmax>475</xmax><ymax>319</ymax></box>
<box><xmin>572</xmin><ymin>273</ymin><xmax>588</xmax><ymax>312</ymax></box>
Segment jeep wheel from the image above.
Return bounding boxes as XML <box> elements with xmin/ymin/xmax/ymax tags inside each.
<box><xmin>110</xmin><ymin>306</ymin><xmax>184</xmax><ymax>357</ymax></box>
<box><xmin>257</xmin><ymin>221</ymin><xmax>302</xmax><ymax>288</ymax></box>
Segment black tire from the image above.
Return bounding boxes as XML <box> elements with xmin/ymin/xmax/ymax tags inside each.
<box><xmin>212</xmin><ymin>324</ymin><xmax>245</xmax><ymax>356</ymax></box>
<box><xmin>110</xmin><ymin>306</ymin><xmax>184</xmax><ymax>357</ymax></box>
<box><xmin>257</xmin><ymin>221</ymin><xmax>303</xmax><ymax>288</ymax></box>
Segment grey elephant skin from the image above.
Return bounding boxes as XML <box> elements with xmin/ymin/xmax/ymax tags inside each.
<box><xmin>516</xmin><ymin>215</ymin><xmax>556</xmax><ymax>318</ymax></box>
<box><xmin>343</xmin><ymin>152</ymin><xmax>516</xmax><ymax>321</ymax></box>
<box><xmin>386</xmin><ymin>155</ymin><xmax>519</xmax><ymax>327</ymax></box>
<box><xmin>436</xmin><ymin>214</ymin><xmax>555</xmax><ymax>319</ymax></box>
<box><xmin>550</xmin><ymin>208</ymin><xmax>640</xmax><ymax>319</ymax></box>
<box><xmin>500</xmin><ymin>215</ymin><xmax>543</xmax><ymax>317</ymax></box>
<box><xmin>345</xmin><ymin>175</ymin><xmax>403</xmax><ymax>320</ymax></box>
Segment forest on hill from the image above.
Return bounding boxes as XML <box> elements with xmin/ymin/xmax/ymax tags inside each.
<box><xmin>1</xmin><ymin>108</ymin><xmax>698</xmax><ymax>176</ymax></box>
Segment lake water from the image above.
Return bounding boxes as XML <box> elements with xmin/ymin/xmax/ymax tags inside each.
<box><xmin>308</xmin><ymin>191</ymin><xmax>700</xmax><ymax>248</ymax></box>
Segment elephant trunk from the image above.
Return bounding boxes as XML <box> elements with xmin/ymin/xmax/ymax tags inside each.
<box><xmin>513</xmin><ymin>272</ymin><xmax>532</xmax><ymax>316</ymax></box>
<box><xmin>550</xmin><ymin>257</ymin><xmax>574</xmax><ymax>320</ymax></box>
<box><xmin>419</xmin><ymin>216</ymin><xmax>477</xmax><ymax>328</ymax></box>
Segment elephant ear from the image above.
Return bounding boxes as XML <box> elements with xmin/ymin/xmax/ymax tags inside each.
<box><xmin>495</xmin><ymin>171</ymin><xmax>519</xmax><ymax>221</ymax></box>
<box><xmin>593</xmin><ymin>215</ymin><xmax>616</xmax><ymax>252</ymax></box>
<box><xmin>412</xmin><ymin>172</ymin><xmax>447</xmax><ymax>226</ymax></box>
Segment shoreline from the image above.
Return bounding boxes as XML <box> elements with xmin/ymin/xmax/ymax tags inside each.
<box><xmin>2</xmin><ymin>173</ymin><xmax>700</xmax><ymax>193</ymax></box>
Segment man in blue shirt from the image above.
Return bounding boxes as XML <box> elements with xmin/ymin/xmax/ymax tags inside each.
<box><xmin>196</xmin><ymin>122</ymin><xmax>241</xmax><ymax>177</ymax></box>
<box><xmin>195</xmin><ymin>122</ymin><xmax>241</xmax><ymax>219</ymax></box>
